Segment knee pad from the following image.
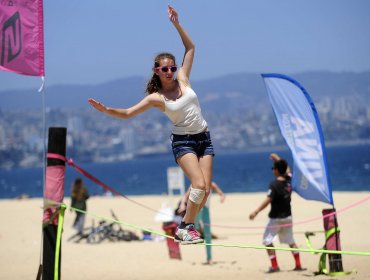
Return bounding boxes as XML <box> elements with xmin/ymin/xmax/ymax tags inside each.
<box><xmin>189</xmin><ymin>187</ymin><xmax>205</xmax><ymax>205</ymax></box>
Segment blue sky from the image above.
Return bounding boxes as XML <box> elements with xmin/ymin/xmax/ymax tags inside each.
<box><xmin>1</xmin><ymin>0</ymin><xmax>370</xmax><ymax>90</ymax></box>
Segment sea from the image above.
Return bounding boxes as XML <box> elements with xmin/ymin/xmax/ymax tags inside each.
<box><xmin>0</xmin><ymin>144</ymin><xmax>369</xmax><ymax>199</ymax></box>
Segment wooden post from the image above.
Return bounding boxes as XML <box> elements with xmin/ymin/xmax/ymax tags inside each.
<box><xmin>42</xmin><ymin>127</ymin><xmax>67</xmax><ymax>280</ymax></box>
<box><xmin>322</xmin><ymin>208</ymin><xmax>343</xmax><ymax>273</ymax></box>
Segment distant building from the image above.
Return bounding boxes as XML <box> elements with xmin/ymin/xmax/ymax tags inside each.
<box><xmin>367</xmin><ymin>106</ymin><xmax>370</xmax><ymax>122</ymax></box>
<box><xmin>119</xmin><ymin>128</ymin><xmax>135</xmax><ymax>154</ymax></box>
<box><xmin>0</xmin><ymin>125</ymin><xmax>5</xmax><ymax>149</ymax></box>
<box><xmin>68</xmin><ymin>116</ymin><xmax>84</xmax><ymax>136</ymax></box>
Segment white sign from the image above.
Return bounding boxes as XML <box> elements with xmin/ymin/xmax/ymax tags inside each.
<box><xmin>167</xmin><ymin>167</ymin><xmax>185</xmax><ymax>196</ymax></box>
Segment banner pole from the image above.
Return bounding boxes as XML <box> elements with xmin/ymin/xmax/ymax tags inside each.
<box><xmin>36</xmin><ymin>76</ymin><xmax>46</xmax><ymax>280</ymax></box>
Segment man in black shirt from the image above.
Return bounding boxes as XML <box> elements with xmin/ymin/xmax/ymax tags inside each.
<box><xmin>249</xmin><ymin>154</ymin><xmax>303</xmax><ymax>273</ymax></box>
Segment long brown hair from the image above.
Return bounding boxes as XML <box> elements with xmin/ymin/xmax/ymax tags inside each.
<box><xmin>145</xmin><ymin>52</ymin><xmax>176</xmax><ymax>94</ymax></box>
<box><xmin>71</xmin><ymin>178</ymin><xmax>87</xmax><ymax>201</ymax></box>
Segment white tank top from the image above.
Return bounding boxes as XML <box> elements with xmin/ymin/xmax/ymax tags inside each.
<box><xmin>162</xmin><ymin>86</ymin><xmax>207</xmax><ymax>135</ymax></box>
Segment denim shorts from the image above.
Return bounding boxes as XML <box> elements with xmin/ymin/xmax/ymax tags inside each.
<box><xmin>171</xmin><ymin>131</ymin><xmax>215</xmax><ymax>163</ymax></box>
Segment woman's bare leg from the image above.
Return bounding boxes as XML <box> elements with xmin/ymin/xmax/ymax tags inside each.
<box><xmin>177</xmin><ymin>153</ymin><xmax>207</xmax><ymax>224</ymax></box>
<box><xmin>198</xmin><ymin>155</ymin><xmax>213</xmax><ymax>210</ymax></box>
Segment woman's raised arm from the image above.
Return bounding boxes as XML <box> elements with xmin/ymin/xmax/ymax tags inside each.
<box><xmin>168</xmin><ymin>5</ymin><xmax>195</xmax><ymax>80</ymax></box>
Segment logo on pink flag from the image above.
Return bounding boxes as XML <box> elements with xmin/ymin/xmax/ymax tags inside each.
<box><xmin>0</xmin><ymin>0</ymin><xmax>44</xmax><ymax>76</ymax></box>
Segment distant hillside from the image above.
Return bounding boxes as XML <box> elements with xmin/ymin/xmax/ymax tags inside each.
<box><xmin>1</xmin><ymin>71</ymin><xmax>369</xmax><ymax>111</ymax></box>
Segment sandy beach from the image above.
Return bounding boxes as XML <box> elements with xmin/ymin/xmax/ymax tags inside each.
<box><xmin>0</xmin><ymin>191</ymin><xmax>369</xmax><ymax>280</ymax></box>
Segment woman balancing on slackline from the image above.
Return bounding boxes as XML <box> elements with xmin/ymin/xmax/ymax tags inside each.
<box><xmin>88</xmin><ymin>5</ymin><xmax>215</xmax><ymax>245</ymax></box>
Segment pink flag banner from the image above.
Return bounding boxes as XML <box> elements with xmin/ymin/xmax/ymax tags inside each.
<box><xmin>0</xmin><ymin>0</ymin><xmax>44</xmax><ymax>76</ymax></box>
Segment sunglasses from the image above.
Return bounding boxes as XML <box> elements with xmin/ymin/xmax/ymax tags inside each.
<box><xmin>156</xmin><ymin>65</ymin><xmax>178</xmax><ymax>73</ymax></box>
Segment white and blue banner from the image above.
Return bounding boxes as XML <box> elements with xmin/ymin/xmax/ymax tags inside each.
<box><xmin>262</xmin><ymin>73</ymin><xmax>334</xmax><ymax>205</ymax></box>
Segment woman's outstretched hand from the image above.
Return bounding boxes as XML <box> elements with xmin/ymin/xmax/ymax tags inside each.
<box><xmin>88</xmin><ymin>98</ymin><xmax>107</xmax><ymax>113</ymax></box>
<box><xmin>168</xmin><ymin>4</ymin><xmax>179</xmax><ymax>24</ymax></box>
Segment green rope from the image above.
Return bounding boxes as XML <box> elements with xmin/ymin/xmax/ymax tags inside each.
<box><xmin>69</xmin><ymin>205</ymin><xmax>370</xmax><ymax>257</ymax></box>
<box><xmin>325</xmin><ymin>227</ymin><xmax>340</xmax><ymax>239</ymax></box>
<box><xmin>54</xmin><ymin>204</ymin><xmax>66</xmax><ymax>280</ymax></box>
<box><xmin>205</xmin><ymin>242</ymin><xmax>369</xmax><ymax>256</ymax></box>
<box><xmin>304</xmin><ymin>233</ymin><xmax>318</xmax><ymax>253</ymax></box>
<box><xmin>305</xmin><ymin>226</ymin><xmax>357</xmax><ymax>276</ymax></box>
